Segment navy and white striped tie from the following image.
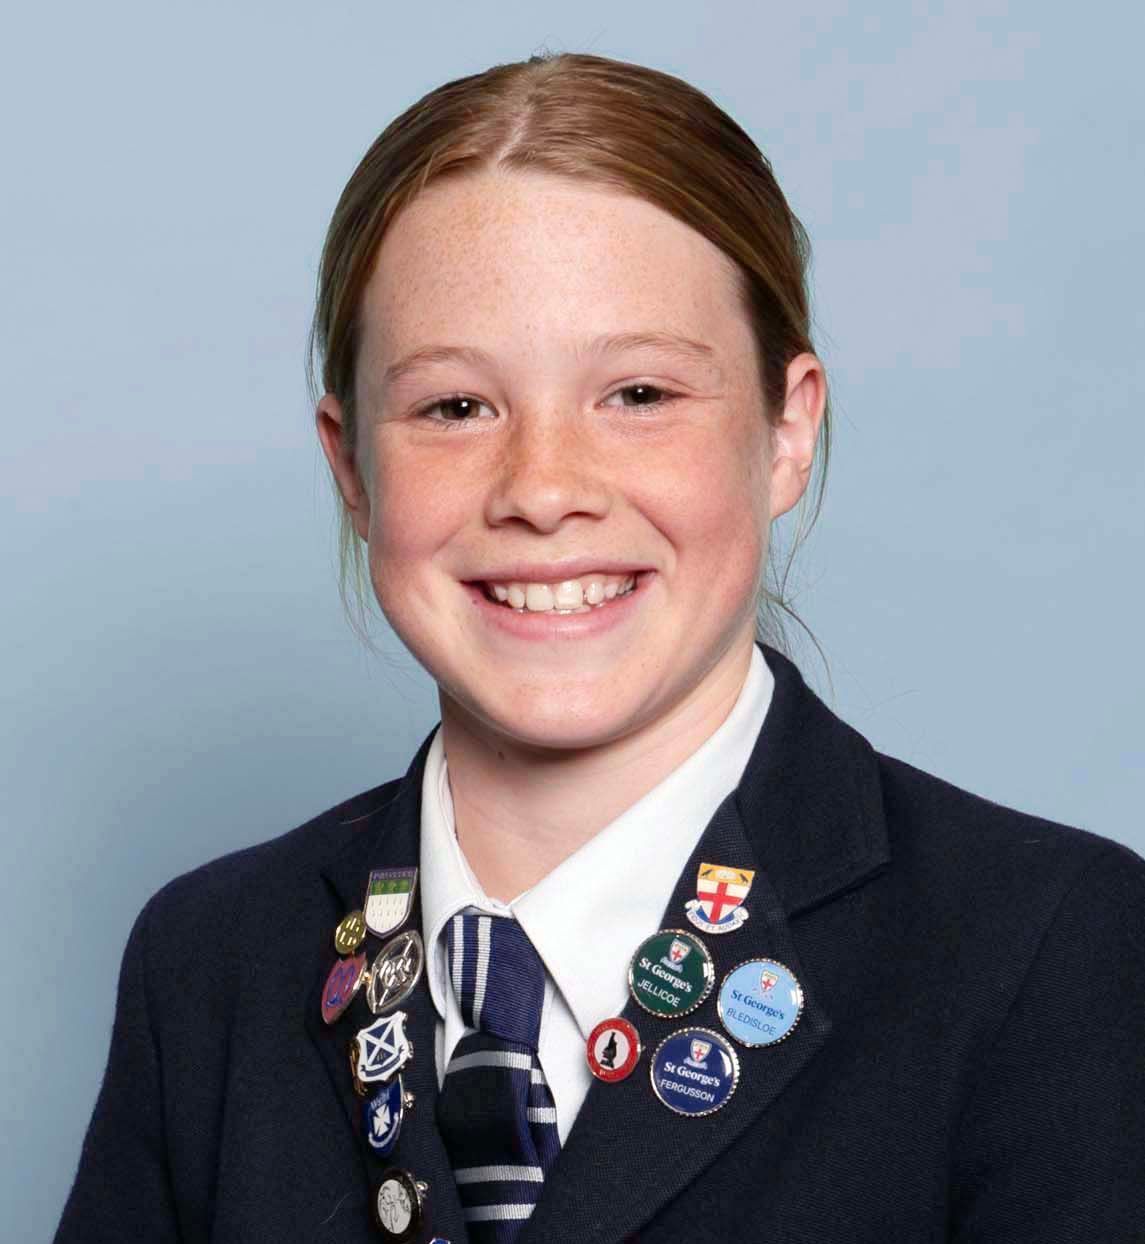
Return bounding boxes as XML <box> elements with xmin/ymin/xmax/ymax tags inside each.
<box><xmin>436</xmin><ymin>911</ymin><xmax>561</xmax><ymax>1240</ymax></box>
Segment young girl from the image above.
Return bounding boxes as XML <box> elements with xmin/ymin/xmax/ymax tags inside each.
<box><xmin>56</xmin><ymin>51</ymin><xmax>1145</xmax><ymax>1244</ymax></box>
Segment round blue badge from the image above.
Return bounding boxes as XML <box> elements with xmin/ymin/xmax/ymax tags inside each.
<box><xmin>649</xmin><ymin>1026</ymin><xmax>740</xmax><ymax>1116</ymax></box>
<box><xmin>717</xmin><ymin>958</ymin><xmax>804</xmax><ymax>1048</ymax></box>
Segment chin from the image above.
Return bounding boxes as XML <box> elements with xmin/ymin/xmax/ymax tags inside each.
<box><xmin>486</xmin><ymin>712</ymin><xmax>637</xmax><ymax>754</ymax></box>
<box><xmin>453</xmin><ymin>681</ymin><xmax>651</xmax><ymax>753</ymax></box>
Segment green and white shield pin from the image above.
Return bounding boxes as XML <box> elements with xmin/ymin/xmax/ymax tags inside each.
<box><xmin>364</xmin><ymin>868</ymin><xmax>418</xmax><ymax>938</ymax></box>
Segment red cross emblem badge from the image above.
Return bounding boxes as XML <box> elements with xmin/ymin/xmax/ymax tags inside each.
<box><xmin>685</xmin><ymin>862</ymin><xmax>755</xmax><ymax>934</ymax></box>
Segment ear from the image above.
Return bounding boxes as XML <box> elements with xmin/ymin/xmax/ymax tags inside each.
<box><xmin>768</xmin><ymin>352</ymin><xmax>827</xmax><ymax>521</ymax></box>
<box><xmin>315</xmin><ymin>393</ymin><xmax>371</xmax><ymax>541</ymax></box>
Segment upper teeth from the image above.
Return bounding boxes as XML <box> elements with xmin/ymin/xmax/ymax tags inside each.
<box><xmin>485</xmin><ymin>573</ymin><xmax>638</xmax><ymax>613</ymax></box>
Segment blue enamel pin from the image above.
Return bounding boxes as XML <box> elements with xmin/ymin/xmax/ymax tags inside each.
<box><xmin>717</xmin><ymin>958</ymin><xmax>804</xmax><ymax>1048</ymax></box>
<box><xmin>363</xmin><ymin>1074</ymin><xmax>413</xmax><ymax>1155</ymax></box>
<box><xmin>650</xmin><ymin>1026</ymin><xmax>740</xmax><ymax>1116</ymax></box>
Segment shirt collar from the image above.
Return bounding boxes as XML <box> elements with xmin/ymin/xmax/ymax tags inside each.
<box><xmin>419</xmin><ymin>643</ymin><xmax>774</xmax><ymax>1037</ymax></box>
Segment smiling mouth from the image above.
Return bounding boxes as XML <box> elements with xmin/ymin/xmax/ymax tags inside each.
<box><xmin>473</xmin><ymin>572</ymin><xmax>644</xmax><ymax>614</ymax></box>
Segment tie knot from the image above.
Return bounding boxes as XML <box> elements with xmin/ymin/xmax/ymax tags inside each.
<box><xmin>446</xmin><ymin>912</ymin><xmax>546</xmax><ymax>1048</ymax></box>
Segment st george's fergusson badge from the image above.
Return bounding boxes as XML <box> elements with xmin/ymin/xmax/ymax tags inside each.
<box><xmin>364</xmin><ymin>868</ymin><xmax>418</xmax><ymax>938</ymax></box>
<box><xmin>684</xmin><ymin>862</ymin><xmax>754</xmax><ymax>934</ymax></box>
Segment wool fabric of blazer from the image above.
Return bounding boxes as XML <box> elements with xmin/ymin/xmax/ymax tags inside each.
<box><xmin>55</xmin><ymin>642</ymin><xmax>1145</xmax><ymax>1243</ymax></box>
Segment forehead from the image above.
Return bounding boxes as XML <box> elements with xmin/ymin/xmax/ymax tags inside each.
<box><xmin>357</xmin><ymin>168</ymin><xmax>753</xmax><ymax>380</ymax></box>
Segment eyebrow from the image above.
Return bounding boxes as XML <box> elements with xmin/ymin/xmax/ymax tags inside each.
<box><xmin>381</xmin><ymin>330</ymin><xmax>723</xmax><ymax>389</ymax></box>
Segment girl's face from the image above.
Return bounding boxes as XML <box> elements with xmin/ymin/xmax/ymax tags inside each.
<box><xmin>318</xmin><ymin>168</ymin><xmax>818</xmax><ymax>752</ymax></box>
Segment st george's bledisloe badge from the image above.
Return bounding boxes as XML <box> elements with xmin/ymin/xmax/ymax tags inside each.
<box><xmin>321</xmin><ymin>951</ymin><xmax>368</xmax><ymax>1025</ymax></box>
<box><xmin>367</xmin><ymin>930</ymin><xmax>425</xmax><ymax>1014</ymax></box>
<box><xmin>353</xmin><ymin>1010</ymin><xmax>413</xmax><ymax>1085</ymax></box>
<box><xmin>363</xmin><ymin>1074</ymin><xmax>414</xmax><ymax>1156</ymax></box>
<box><xmin>717</xmin><ymin>958</ymin><xmax>805</xmax><ymax>1048</ymax></box>
<box><xmin>684</xmin><ymin>862</ymin><xmax>754</xmax><ymax>934</ymax></box>
<box><xmin>628</xmin><ymin>929</ymin><xmax>714</xmax><ymax>1018</ymax></box>
<box><xmin>650</xmin><ymin>1026</ymin><xmax>740</xmax><ymax>1116</ymax></box>
<box><xmin>586</xmin><ymin>1017</ymin><xmax>642</xmax><ymax>1083</ymax></box>
<box><xmin>372</xmin><ymin>1167</ymin><xmax>429</xmax><ymax>1242</ymax></box>
<box><xmin>365</xmin><ymin>867</ymin><xmax>418</xmax><ymax>939</ymax></box>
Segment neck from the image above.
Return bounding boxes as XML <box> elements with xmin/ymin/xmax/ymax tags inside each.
<box><xmin>438</xmin><ymin>638</ymin><xmax>755</xmax><ymax>902</ymax></box>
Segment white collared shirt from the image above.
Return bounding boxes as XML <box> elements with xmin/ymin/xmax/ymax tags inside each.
<box><xmin>418</xmin><ymin>643</ymin><xmax>774</xmax><ymax>1143</ymax></box>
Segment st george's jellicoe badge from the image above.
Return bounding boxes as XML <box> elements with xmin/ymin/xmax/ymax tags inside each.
<box><xmin>628</xmin><ymin>929</ymin><xmax>714</xmax><ymax>1018</ymax></box>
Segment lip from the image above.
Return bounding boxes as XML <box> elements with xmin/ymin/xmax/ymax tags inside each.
<box><xmin>463</xmin><ymin>559</ymin><xmax>654</xmax><ymax>584</ymax></box>
<box><xmin>464</xmin><ymin>571</ymin><xmax>654</xmax><ymax>641</ymax></box>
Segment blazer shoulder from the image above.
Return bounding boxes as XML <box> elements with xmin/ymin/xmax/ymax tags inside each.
<box><xmin>874</xmin><ymin>749</ymin><xmax>1143</xmax><ymax>913</ymax></box>
<box><xmin>133</xmin><ymin>775</ymin><xmax>405</xmax><ymax>952</ymax></box>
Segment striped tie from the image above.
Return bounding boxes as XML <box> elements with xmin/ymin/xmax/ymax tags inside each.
<box><xmin>436</xmin><ymin>911</ymin><xmax>561</xmax><ymax>1240</ymax></box>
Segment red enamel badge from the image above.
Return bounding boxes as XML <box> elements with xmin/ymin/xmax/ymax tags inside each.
<box><xmin>321</xmin><ymin>951</ymin><xmax>368</xmax><ymax>1025</ymax></box>
<box><xmin>586</xmin><ymin>1017</ymin><xmax>642</xmax><ymax>1083</ymax></box>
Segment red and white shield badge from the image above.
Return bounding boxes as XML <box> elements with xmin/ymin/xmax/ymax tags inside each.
<box><xmin>696</xmin><ymin>864</ymin><xmax>754</xmax><ymax>925</ymax></box>
<box><xmin>668</xmin><ymin>938</ymin><xmax>691</xmax><ymax>965</ymax></box>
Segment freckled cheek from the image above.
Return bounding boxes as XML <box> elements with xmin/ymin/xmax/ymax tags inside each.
<box><xmin>367</xmin><ymin>459</ymin><xmax>473</xmax><ymax>583</ymax></box>
<box><xmin>656</xmin><ymin>453</ymin><xmax>763</xmax><ymax>579</ymax></box>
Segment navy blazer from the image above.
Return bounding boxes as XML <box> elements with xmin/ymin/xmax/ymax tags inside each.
<box><xmin>56</xmin><ymin>642</ymin><xmax>1145</xmax><ymax>1242</ymax></box>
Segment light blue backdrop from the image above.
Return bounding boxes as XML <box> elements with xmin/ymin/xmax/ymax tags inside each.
<box><xmin>3</xmin><ymin>2</ymin><xmax>1142</xmax><ymax>1237</ymax></box>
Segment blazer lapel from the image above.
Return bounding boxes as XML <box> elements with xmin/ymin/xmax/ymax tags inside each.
<box><xmin>303</xmin><ymin>728</ymin><xmax>469</xmax><ymax>1244</ymax></box>
<box><xmin>520</xmin><ymin>642</ymin><xmax>892</xmax><ymax>1244</ymax></box>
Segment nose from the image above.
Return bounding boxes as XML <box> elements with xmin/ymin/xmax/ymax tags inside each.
<box><xmin>483</xmin><ymin>406</ymin><xmax>611</xmax><ymax>533</ymax></box>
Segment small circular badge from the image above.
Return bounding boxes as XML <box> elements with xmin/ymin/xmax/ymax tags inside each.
<box><xmin>717</xmin><ymin>958</ymin><xmax>805</xmax><ymax>1048</ymax></box>
<box><xmin>321</xmin><ymin>951</ymin><xmax>368</xmax><ymax>1025</ymax></box>
<box><xmin>628</xmin><ymin>929</ymin><xmax>714</xmax><ymax>1018</ymax></box>
<box><xmin>586</xmin><ymin>1017</ymin><xmax>642</xmax><ymax>1083</ymax></box>
<box><xmin>372</xmin><ymin>1168</ymin><xmax>428</xmax><ymax>1242</ymax></box>
<box><xmin>650</xmin><ymin>1026</ymin><xmax>740</xmax><ymax>1116</ymax></box>
<box><xmin>334</xmin><ymin>909</ymin><xmax>367</xmax><ymax>956</ymax></box>
<box><xmin>367</xmin><ymin>930</ymin><xmax>425</xmax><ymax>1014</ymax></box>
